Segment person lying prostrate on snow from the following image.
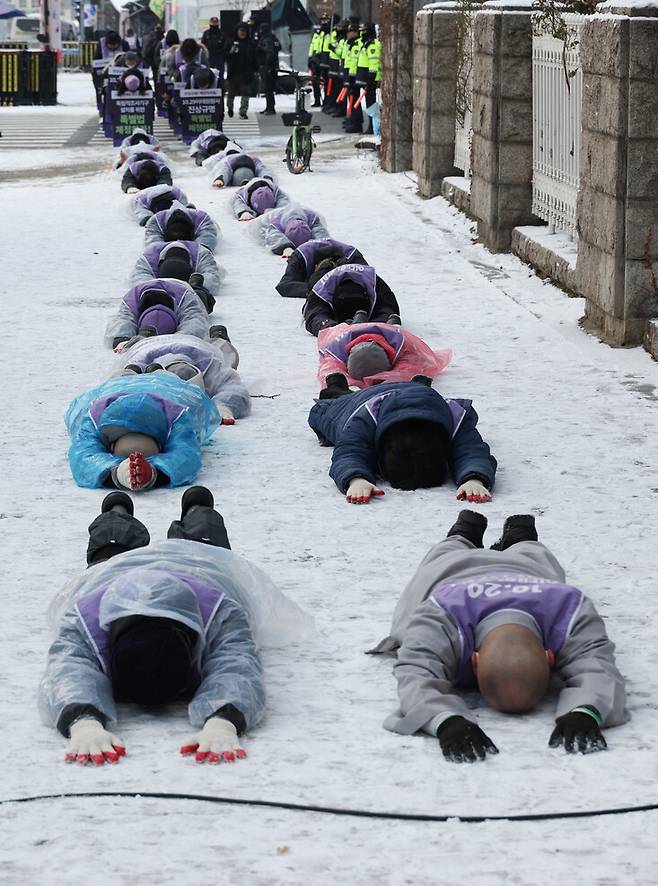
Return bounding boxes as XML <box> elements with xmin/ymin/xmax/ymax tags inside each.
<box><xmin>189</xmin><ymin>129</ymin><xmax>232</xmax><ymax>165</ymax></box>
<box><xmin>308</xmin><ymin>377</ymin><xmax>496</xmax><ymax>505</ymax></box>
<box><xmin>121</xmin><ymin>151</ymin><xmax>172</xmax><ymax>194</ymax></box>
<box><xmin>39</xmin><ymin>486</ymin><xmax>307</xmax><ymax>764</ymax></box>
<box><xmin>371</xmin><ymin>511</ymin><xmax>627</xmax><ymax>762</ymax></box>
<box><xmin>317</xmin><ymin>322</ymin><xmax>452</xmax><ymax>389</ymax></box>
<box><xmin>303</xmin><ymin>263</ymin><xmax>400</xmax><ymax>337</ymax></box>
<box><xmin>106</xmin><ymin>279</ymin><xmax>209</xmax><ymax>349</ymax></box>
<box><xmin>130</xmin><ymin>240</ymin><xmax>221</xmax><ymax>313</ymax></box>
<box><xmin>65</xmin><ymin>373</ymin><xmax>220</xmax><ymax>491</ymax></box>
<box><xmin>117</xmin><ymin>128</ymin><xmax>160</xmax><ymax>167</ymax></box>
<box><xmin>253</xmin><ymin>205</ymin><xmax>330</xmax><ymax>257</ymax></box>
<box><xmin>210</xmin><ymin>152</ymin><xmax>273</xmax><ymax>189</ymax></box>
<box><xmin>132</xmin><ymin>185</ymin><xmax>190</xmax><ymax>227</ymax></box>
<box><xmin>115</xmin><ymin>330</ymin><xmax>250</xmax><ymax>424</ymax></box>
<box><xmin>145</xmin><ymin>203</ymin><xmax>220</xmax><ymax>252</ymax></box>
<box><xmin>231</xmin><ymin>178</ymin><xmax>288</xmax><ymax>221</ymax></box>
<box><xmin>275</xmin><ymin>238</ymin><xmax>368</xmax><ymax>299</ymax></box>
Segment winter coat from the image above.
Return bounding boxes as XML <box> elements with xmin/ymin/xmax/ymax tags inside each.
<box><xmin>131</xmin><ymin>241</ymin><xmax>222</xmax><ymax>300</ymax></box>
<box><xmin>275</xmin><ymin>239</ymin><xmax>367</xmax><ymax>300</ymax></box>
<box><xmin>144</xmin><ymin>204</ymin><xmax>220</xmax><ymax>252</ymax></box>
<box><xmin>303</xmin><ymin>264</ymin><xmax>400</xmax><ymax>336</ymax></box>
<box><xmin>253</xmin><ymin>205</ymin><xmax>330</xmax><ymax>255</ymax></box>
<box><xmin>308</xmin><ymin>381</ymin><xmax>497</xmax><ymax>493</ymax></box>
<box><xmin>132</xmin><ymin>185</ymin><xmax>189</xmax><ymax>226</ymax></box>
<box><xmin>94</xmin><ymin>35</ymin><xmax>129</xmax><ymax>61</ymax></box>
<box><xmin>375</xmin><ymin>538</ymin><xmax>628</xmax><ymax>734</ymax></box>
<box><xmin>230</xmin><ymin>179</ymin><xmax>289</xmax><ymax>220</ymax></box>
<box><xmin>317</xmin><ymin>323</ymin><xmax>452</xmax><ymax>388</ymax></box>
<box><xmin>256</xmin><ymin>32</ymin><xmax>281</xmax><ymax>73</ymax></box>
<box><xmin>226</xmin><ymin>33</ymin><xmax>259</xmax><ymax>83</ymax></box>
<box><xmin>65</xmin><ymin>373</ymin><xmax>220</xmax><ymax>489</ymax></box>
<box><xmin>201</xmin><ymin>25</ymin><xmax>228</xmax><ymax>70</ymax></box>
<box><xmin>209</xmin><ymin>153</ymin><xmax>273</xmax><ymax>187</ymax></box>
<box><xmin>105</xmin><ymin>279</ymin><xmax>209</xmax><ymax>346</ymax></box>
<box><xmin>40</xmin><ymin>542</ymin><xmax>283</xmax><ymax>734</ymax></box>
<box><xmin>121</xmin><ymin>152</ymin><xmax>172</xmax><ymax>193</ymax></box>
<box><xmin>113</xmin><ymin>333</ymin><xmax>251</xmax><ymax>419</ymax></box>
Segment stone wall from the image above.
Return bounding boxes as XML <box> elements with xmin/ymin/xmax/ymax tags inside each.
<box><xmin>380</xmin><ymin>0</ymin><xmax>416</xmax><ymax>172</ymax></box>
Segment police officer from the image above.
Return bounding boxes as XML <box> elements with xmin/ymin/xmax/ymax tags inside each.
<box><xmin>307</xmin><ymin>21</ymin><xmax>325</xmax><ymax>106</ymax></box>
<box><xmin>356</xmin><ymin>23</ymin><xmax>381</xmax><ymax>135</ymax></box>
<box><xmin>343</xmin><ymin>20</ymin><xmax>363</xmax><ymax>134</ymax></box>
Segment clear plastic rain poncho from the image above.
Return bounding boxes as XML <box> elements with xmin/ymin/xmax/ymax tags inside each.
<box><xmin>130</xmin><ymin>241</ymin><xmax>224</xmax><ymax>299</ymax></box>
<box><xmin>112</xmin><ymin>333</ymin><xmax>252</xmax><ymax>419</ymax></box>
<box><xmin>251</xmin><ymin>204</ymin><xmax>330</xmax><ymax>254</ymax></box>
<box><xmin>40</xmin><ymin>540</ymin><xmax>315</xmax><ymax>731</ymax></box>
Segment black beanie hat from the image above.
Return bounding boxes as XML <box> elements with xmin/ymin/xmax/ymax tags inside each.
<box><xmin>158</xmin><ymin>245</ymin><xmax>193</xmax><ymax>281</ymax></box>
<box><xmin>165</xmin><ymin>210</ymin><xmax>195</xmax><ymax>242</ymax></box>
<box><xmin>135</xmin><ymin>161</ymin><xmax>159</xmax><ymax>190</ymax></box>
<box><xmin>378</xmin><ymin>419</ymin><xmax>450</xmax><ymax>490</ymax></box>
<box><xmin>110</xmin><ymin>616</ymin><xmax>197</xmax><ymax>705</ymax></box>
<box><xmin>129</xmin><ymin>131</ymin><xmax>150</xmax><ymax>146</ymax></box>
<box><xmin>150</xmin><ymin>192</ymin><xmax>175</xmax><ymax>214</ymax></box>
<box><xmin>332</xmin><ymin>281</ymin><xmax>370</xmax><ymax>321</ymax></box>
<box><xmin>207</xmin><ymin>134</ymin><xmax>228</xmax><ymax>156</ymax></box>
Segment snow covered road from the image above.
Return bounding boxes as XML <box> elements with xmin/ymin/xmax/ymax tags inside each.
<box><xmin>2</xmin><ymin>78</ymin><xmax>658</xmax><ymax>884</ymax></box>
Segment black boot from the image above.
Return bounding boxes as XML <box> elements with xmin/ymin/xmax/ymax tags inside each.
<box><xmin>411</xmin><ymin>375</ymin><xmax>433</xmax><ymax>387</ymax></box>
<box><xmin>181</xmin><ymin>485</ymin><xmax>214</xmax><ymax>518</ymax></box>
<box><xmin>101</xmin><ymin>491</ymin><xmax>134</xmax><ymax>517</ymax></box>
<box><xmin>210</xmin><ymin>324</ymin><xmax>230</xmax><ymax>342</ymax></box>
<box><xmin>386</xmin><ymin>313</ymin><xmax>401</xmax><ymax>326</ymax></box>
<box><xmin>490</xmin><ymin>515</ymin><xmax>538</xmax><ymax>551</ymax></box>
<box><xmin>447</xmin><ymin>510</ymin><xmax>488</xmax><ymax>548</ymax></box>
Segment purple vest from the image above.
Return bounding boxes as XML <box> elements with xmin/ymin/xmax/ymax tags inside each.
<box><xmin>127</xmin><ymin>154</ymin><xmax>167</xmax><ymax>175</ymax></box>
<box><xmin>175</xmin><ymin>47</ymin><xmax>203</xmax><ymax>68</ymax></box>
<box><xmin>155</xmin><ymin>208</ymin><xmax>206</xmax><ymax>238</ymax></box>
<box><xmin>122</xmin><ymin>279</ymin><xmax>189</xmax><ymax>315</ymax></box>
<box><xmin>75</xmin><ymin>572</ymin><xmax>225</xmax><ymax>674</ymax></box>
<box><xmin>137</xmin><ymin>186</ymin><xmax>185</xmax><ymax>211</ymax></box>
<box><xmin>430</xmin><ymin>575</ymin><xmax>584</xmax><ymax>684</ymax></box>
<box><xmin>322</xmin><ymin>324</ymin><xmax>404</xmax><ymax>363</ymax></box>
<box><xmin>226</xmin><ymin>153</ymin><xmax>257</xmax><ymax>172</ymax></box>
<box><xmin>297</xmin><ymin>239</ymin><xmax>356</xmax><ymax>272</ymax></box>
<box><xmin>143</xmin><ymin>241</ymin><xmax>200</xmax><ymax>275</ymax></box>
<box><xmin>88</xmin><ymin>392</ymin><xmax>186</xmax><ymax>431</ymax></box>
<box><xmin>198</xmin><ymin>129</ymin><xmax>224</xmax><ymax>150</ymax></box>
<box><xmin>271</xmin><ymin>208</ymin><xmax>316</xmax><ymax>234</ymax></box>
<box><xmin>99</xmin><ymin>37</ymin><xmax>116</xmax><ymax>59</ymax></box>
<box><xmin>312</xmin><ymin>264</ymin><xmax>377</xmax><ymax>310</ymax></box>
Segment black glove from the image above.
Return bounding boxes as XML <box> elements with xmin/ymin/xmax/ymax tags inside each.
<box><xmin>188</xmin><ymin>272</ymin><xmax>204</xmax><ymax>287</ymax></box>
<box><xmin>112</xmin><ymin>336</ymin><xmax>131</xmax><ymax>349</ymax></box>
<box><xmin>549</xmin><ymin>711</ymin><xmax>607</xmax><ymax>754</ymax></box>
<box><xmin>436</xmin><ymin>716</ymin><xmax>499</xmax><ymax>763</ymax></box>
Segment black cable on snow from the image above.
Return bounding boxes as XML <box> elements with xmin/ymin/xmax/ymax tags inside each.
<box><xmin>1</xmin><ymin>791</ymin><xmax>658</xmax><ymax>823</ymax></box>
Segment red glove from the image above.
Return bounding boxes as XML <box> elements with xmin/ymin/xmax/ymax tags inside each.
<box><xmin>129</xmin><ymin>451</ymin><xmax>154</xmax><ymax>490</ymax></box>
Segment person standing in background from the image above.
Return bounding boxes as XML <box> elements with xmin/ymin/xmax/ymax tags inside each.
<box><xmin>257</xmin><ymin>22</ymin><xmax>280</xmax><ymax>116</ymax></box>
<box><xmin>201</xmin><ymin>16</ymin><xmax>228</xmax><ymax>83</ymax></box>
<box><xmin>226</xmin><ymin>23</ymin><xmax>259</xmax><ymax>119</ymax></box>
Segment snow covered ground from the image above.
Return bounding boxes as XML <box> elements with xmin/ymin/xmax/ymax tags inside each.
<box><xmin>2</xmin><ymin>75</ymin><xmax>658</xmax><ymax>885</ymax></box>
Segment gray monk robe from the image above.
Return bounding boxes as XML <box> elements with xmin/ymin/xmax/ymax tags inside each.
<box><xmin>372</xmin><ymin>536</ymin><xmax>628</xmax><ymax>736</ymax></box>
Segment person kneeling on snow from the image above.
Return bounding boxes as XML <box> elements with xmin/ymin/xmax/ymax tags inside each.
<box><xmin>308</xmin><ymin>377</ymin><xmax>496</xmax><ymax>504</ymax></box>
<box><xmin>210</xmin><ymin>152</ymin><xmax>273</xmax><ymax>189</ymax></box>
<box><xmin>303</xmin><ymin>263</ymin><xmax>401</xmax><ymax>336</ymax></box>
<box><xmin>253</xmin><ymin>205</ymin><xmax>330</xmax><ymax>257</ymax></box>
<box><xmin>132</xmin><ymin>185</ymin><xmax>190</xmax><ymax>226</ymax></box>
<box><xmin>231</xmin><ymin>178</ymin><xmax>288</xmax><ymax>222</ymax></box>
<box><xmin>145</xmin><ymin>203</ymin><xmax>220</xmax><ymax>253</ymax></box>
<box><xmin>275</xmin><ymin>238</ymin><xmax>368</xmax><ymax>299</ymax></box>
<box><xmin>371</xmin><ymin>512</ymin><xmax>627</xmax><ymax>761</ymax></box>
<box><xmin>65</xmin><ymin>372</ymin><xmax>220</xmax><ymax>491</ymax></box>
<box><xmin>39</xmin><ymin>487</ymin><xmax>307</xmax><ymax>764</ymax></box>
<box><xmin>130</xmin><ymin>240</ymin><xmax>221</xmax><ymax>313</ymax></box>
<box><xmin>121</xmin><ymin>150</ymin><xmax>172</xmax><ymax>194</ymax></box>
<box><xmin>115</xmin><ymin>330</ymin><xmax>250</xmax><ymax>425</ymax></box>
<box><xmin>317</xmin><ymin>322</ymin><xmax>452</xmax><ymax>389</ymax></box>
<box><xmin>106</xmin><ymin>279</ymin><xmax>210</xmax><ymax>349</ymax></box>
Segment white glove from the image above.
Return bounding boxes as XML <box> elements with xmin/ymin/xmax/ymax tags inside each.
<box><xmin>456</xmin><ymin>479</ymin><xmax>492</xmax><ymax>503</ymax></box>
<box><xmin>346</xmin><ymin>478</ymin><xmax>385</xmax><ymax>504</ymax></box>
<box><xmin>281</xmin><ymin>247</ymin><xmax>294</xmax><ymax>258</ymax></box>
<box><xmin>238</xmin><ymin>212</ymin><xmax>255</xmax><ymax>221</ymax></box>
<box><xmin>212</xmin><ymin>178</ymin><xmax>225</xmax><ymax>189</ymax></box>
<box><xmin>180</xmin><ymin>718</ymin><xmax>247</xmax><ymax>764</ymax></box>
<box><xmin>114</xmin><ymin>453</ymin><xmax>156</xmax><ymax>491</ymax></box>
<box><xmin>65</xmin><ymin>718</ymin><xmax>125</xmax><ymax>765</ymax></box>
<box><xmin>126</xmin><ymin>187</ymin><xmax>139</xmax><ymax>194</ymax></box>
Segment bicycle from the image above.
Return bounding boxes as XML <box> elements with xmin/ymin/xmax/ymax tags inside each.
<box><xmin>278</xmin><ymin>69</ymin><xmax>321</xmax><ymax>175</ymax></box>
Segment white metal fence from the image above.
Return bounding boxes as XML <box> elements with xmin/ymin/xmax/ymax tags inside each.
<box><xmin>532</xmin><ymin>14</ymin><xmax>586</xmax><ymax>240</ymax></box>
<box><xmin>453</xmin><ymin>10</ymin><xmax>474</xmax><ymax>177</ymax></box>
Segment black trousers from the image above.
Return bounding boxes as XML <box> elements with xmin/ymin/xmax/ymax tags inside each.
<box><xmin>87</xmin><ymin>506</ymin><xmax>231</xmax><ymax>566</ymax></box>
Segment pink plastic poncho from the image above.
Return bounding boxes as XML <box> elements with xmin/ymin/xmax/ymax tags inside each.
<box><xmin>317</xmin><ymin>323</ymin><xmax>452</xmax><ymax>388</ymax></box>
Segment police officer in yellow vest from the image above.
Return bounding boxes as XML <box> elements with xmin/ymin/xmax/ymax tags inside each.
<box><xmin>343</xmin><ymin>20</ymin><xmax>364</xmax><ymax>134</ymax></box>
<box><xmin>322</xmin><ymin>19</ymin><xmax>347</xmax><ymax>113</ymax></box>
<box><xmin>307</xmin><ymin>23</ymin><xmax>325</xmax><ymax>107</ymax></box>
<box><xmin>356</xmin><ymin>23</ymin><xmax>381</xmax><ymax>135</ymax></box>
